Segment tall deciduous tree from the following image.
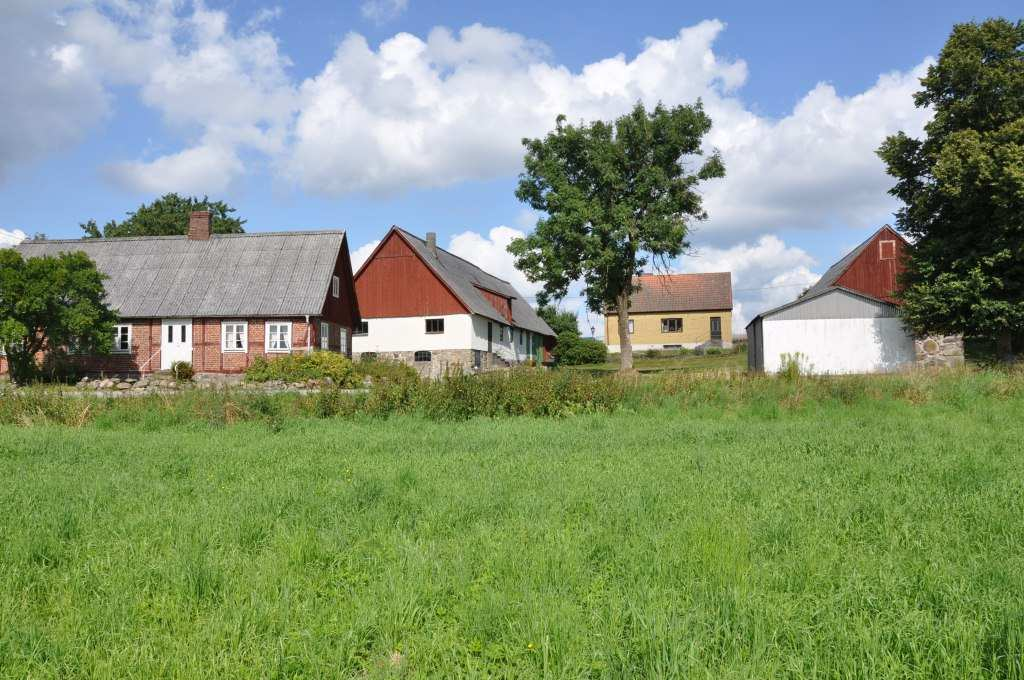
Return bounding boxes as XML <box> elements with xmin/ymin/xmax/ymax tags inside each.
<box><xmin>878</xmin><ymin>18</ymin><xmax>1024</xmax><ymax>359</ymax></box>
<box><xmin>81</xmin><ymin>194</ymin><xmax>246</xmax><ymax>238</ymax></box>
<box><xmin>0</xmin><ymin>250</ymin><xmax>118</xmax><ymax>384</ymax></box>
<box><xmin>509</xmin><ymin>102</ymin><xmax>724</xmax><ymax>371</ymax></box>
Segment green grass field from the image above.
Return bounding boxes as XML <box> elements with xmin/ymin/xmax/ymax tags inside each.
<box><xmin>568</xmin><ymin>346</ymin><xmax>748</xmax><ymax>374</ymax></box>
<box><xmin>2</xmin><ymin>374</ymin><xmax>1024</xmax><ymax>677</ymax></box>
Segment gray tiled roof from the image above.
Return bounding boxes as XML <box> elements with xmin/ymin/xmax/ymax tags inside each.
<box><xmin>396</xmin><ymin>229</ymin><xmax>555</xmax><ymax>337</ymax></box>
<box><xmin>16</xmin><ymin>231</ymin><xmax>347</xmax><ymax>318</ymax></box>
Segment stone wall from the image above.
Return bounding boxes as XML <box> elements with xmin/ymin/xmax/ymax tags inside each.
<box><xmin>354</xmin><ymin>349</ymin><xmax>512</xmax><ymax>379</ymax></box>
<box><xmin>915</xmin><ymin>334</ymin><xmax>965</xmax><ymax>368</ymax></box>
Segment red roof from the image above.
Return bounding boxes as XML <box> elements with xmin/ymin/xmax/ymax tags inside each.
<box><xmin>617</xmin><ymin>272</ymin><xmax>733</xmax><ymax>313</ymax></box>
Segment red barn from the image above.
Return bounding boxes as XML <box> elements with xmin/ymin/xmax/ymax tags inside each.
<box><xmin>746</xmin><ymin>225</ymin><xmax>964</xmax><ymax>374</ymax></box>
<box><xmin>1</xmin><ymin>212</ymin><xmax>359</xmax><ymax>378</ymax></box>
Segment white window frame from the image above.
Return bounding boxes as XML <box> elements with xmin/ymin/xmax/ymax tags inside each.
<box><xmin>425</xmin><ymin>318</ymin><xmax>445</xmax><ymax>334</ymax></box>
<box><xmin>320</xmin><ymin>321</ymin><xmax>330</xmax><ymax>350</ymax></box>
<box><xmin>354</xmin><ymin>320</ymin><xmax>368</xmax><ymax>336</ymax></box>
<box><xmin>221</xmin><ymin>321</ymin><xmax>248</xmax><ymax>352</ymax></box>
<box><xmin>332</xmin><ymin>275</ymin><xmax>340</xmax><ymax>298</ymax></box>
<box><xmin>879</xmin><ymin>240</ymin><xmax>896</xmax><ymax>260</ymax></box>
<box><xmin>627</xmin><ymin>319</ymin><xmax>634</xmax><ymax>334</ymax></box>
<box><xmin>265</xmin><ymin>321</ymin><xmax>293</xmax><ymax>353</ymax></box>
<box><xmin>113</xmin><ymin>324</ymin><xmax>132</xmax><ymax>353</ymax></box>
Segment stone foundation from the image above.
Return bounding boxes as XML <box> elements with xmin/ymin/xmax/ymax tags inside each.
<box><xmin>915</xmin><ymin>334</ymin><xmax>965</xmax><ymax>368</ymax></box>
<box><xmin>354</xmin><ymin>349</ymin><xmax>514</xmax><ymax>379</ymax></box>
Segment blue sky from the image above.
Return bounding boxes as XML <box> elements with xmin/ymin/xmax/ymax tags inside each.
<box><xmin>1</xmin><ymin>0</ymin><xmax>1019</xmax><ymax>332</ymax></box>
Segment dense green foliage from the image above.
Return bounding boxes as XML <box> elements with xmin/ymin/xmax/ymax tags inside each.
<box><xmin>0</xmin><ymin>249</ymin><xmax>117</xmax><ymax>385</ymax></box>
<box><xmin>537</xmin><ymin>305</ymin><xmax>580</xmax><ymax>337</ymax></box>
<box><xmin>1</xmin><ymin>370</ymin><xmax>1023</xmax><ymax>676</ymax></box>
<box><xmin>244</xmin><ymin>352</ymin><xmax>360</xmax><ymax>387</ymax></box>
<box><xmin>552</xmin><ymin>332</ymin><xmax>608</xmax><ymax>366</ymax></box>
<box><xmin>878</xmin><ymin>19</ymin><xmax>1024</xmax><ymax>356</ymax></box>
<box><xmin>509</xmin><ymin>102</ymin><xmax>725</xmax><ymax>370</ymax></box>
<box><xmin>80</xmin><ymin>193</ymin><xmax>245</xmax><ymax>238</ymax></box>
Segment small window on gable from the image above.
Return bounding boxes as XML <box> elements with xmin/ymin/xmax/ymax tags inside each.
<box><xmin>425</xmin><ymin>318</ymin><xmax>445</xmax><ymax>334</ymax></box>
<box><xmin>355</xmin><ymin>321</ymin><xmax>369</xmax><ymax>336</ymax></box>
<box><xmin>414</xmin><ymin>350</ymin><xmax>432</xmax><ymax>362</ymax></box>
<box><xmin>332</xmin><ymin>275</ymin><xmax>340</xmax><ymax>298</ymax></box>
<box><xmin>879</xmin><ymin>240</ymin><xmax>896</xmax><ymax>260</ymax></box>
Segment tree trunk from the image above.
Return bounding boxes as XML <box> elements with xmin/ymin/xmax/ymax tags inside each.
<box><xmin>616</xmin><ymin>292</ymin><xmax>633</xmax><ymax>372</ymax></box>
<box><xmin>996</xmin><ymin>329</ymin><xmax>1015</xmax><ymax>363</ymax></box>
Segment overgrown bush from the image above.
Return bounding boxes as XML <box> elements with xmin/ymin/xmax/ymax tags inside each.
<box><xmin>353</xmin><ymin>358</ymin><xmax>418</xmax><ymax>384</ymax></box>
<box><xmin>170</xmin><ymin>361</ymin><xmax>194</xmax><ymax>381</ymax></box>
<box><xmin>555</xmin><ymin>333</ymin><xmax>607</xmax><ymax>365</ymax></box>
<box><xmin>245</xmin><ymin>352</ymin><xmax>359</xmax><ymax>387</ymax></box>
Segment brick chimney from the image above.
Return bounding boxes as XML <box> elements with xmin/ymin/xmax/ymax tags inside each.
<box><xmin>188</xmin><ymin>210</ymin><xmax>212</xmax><ymax>240</ymax></box>
<box><xmin>426</xmin><ymin>231</ymin><xmax>437</xmax><ymax>257</ymax></box>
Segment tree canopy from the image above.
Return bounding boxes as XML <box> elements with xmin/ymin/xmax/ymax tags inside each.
<box><xmin>508</xmin><ymin>102</ymin><xmax>724</xmax><ymax>370</ymax></box>
<box><xmin>81</xmin><ymin>194</ymin><xmax>246</xmax><ymax>238</ymax></box>
<box><xmin>0</xmin><ymin>249</ymin><xmax>117</xmax><ymax>384</ymax></box>
<box><xmin>877</xmin><ymin>18</ymin><xmax>1024</xmax><ymax>358</ymax></box>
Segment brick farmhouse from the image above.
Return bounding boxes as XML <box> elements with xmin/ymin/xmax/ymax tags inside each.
<box><xmin>0</xmin><ymin>212</ymin><xmax>359</xmax><ymax>377</ymax></box>
<box><xmin>352</xmin><ymin>227</ymin><xmax>555</xmax><ymax>377</ymax></box>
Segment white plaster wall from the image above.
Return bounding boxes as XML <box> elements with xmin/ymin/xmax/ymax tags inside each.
<box><xmin>761</xmin><ymin>317</ymin><xmax>916</xmax><ymax>374</ymax></box>
<box><xmin>354</xmin><ymin>313</ymin><xmax>533</xmax><ymax>363</ymax></box>
<box><xmin>353</xmin><ymin>314</ymin><xmax>475</xmax><ymax>353</ymax></box>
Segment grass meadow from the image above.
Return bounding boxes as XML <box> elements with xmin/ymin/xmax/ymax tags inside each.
<box><xmin>1</xmin><ymin>370</ymin><xmax>1024</xmax><ymax>677</ymax></box>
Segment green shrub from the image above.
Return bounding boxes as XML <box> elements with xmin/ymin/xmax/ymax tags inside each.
<box><xmin>644</xmin><ymin>348</ymin><xmax>658</xmax><ymax>359</ymax></box>
<box><xmin>353</xmin><ymin>358</ymin><xmax>418</xmax><ymax>384</ymax></box>
<box><xmin>245</xmin><ymin>352</ymin><xmax>358</xmax><ymax>387</ymax></box>
<box><xmin>705</xmin><ymin>347</ymin><xmax>722</xmax><ymax>356</ymax></box>
<box><xmin>170</xmin><ymin>361</ymin><xmax>194</xmax><ymax>381</ymax></box>
<box><xmin>555</xmin><ymin>334</ymin><xmax>607</xmax><ymax>366</ymax></box>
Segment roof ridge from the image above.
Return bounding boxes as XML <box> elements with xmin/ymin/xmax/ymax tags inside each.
<box><xmin>396</xmin><ymin>227</ymin><xmax>513</xmax><ymax>286</ymax></box>
<box><xmin>21</xmin><ymin>230</ymin><xmax>347</xmax><ymax>245</ymax></box>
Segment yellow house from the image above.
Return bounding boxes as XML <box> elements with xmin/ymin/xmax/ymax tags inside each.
<box><xmin>604</xmin><ymin>273</ymin><xmax>733</xmax><ymax>352</ymax></box>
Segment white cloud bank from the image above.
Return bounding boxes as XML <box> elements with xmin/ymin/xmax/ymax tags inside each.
<box><xmin>0</xmin><ymin>229</ymin><xmax>27</xmax><ymax>247</ymax></box>
<box><xmin>3</xmin><ymin>4</ymin><xmax>930</xmax><ymax>240</ymax></box>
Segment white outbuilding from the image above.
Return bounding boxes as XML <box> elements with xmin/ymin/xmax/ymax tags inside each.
<box><xmin>746</xmin><ymin>225</ymin><xmax>964</xmax><ymax>374</ymax></box>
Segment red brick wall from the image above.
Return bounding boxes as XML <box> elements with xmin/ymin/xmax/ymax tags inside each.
<box><xmin>0</xmin><ymin>318</ymin><xmax>323</xmax><ymax>378</ymax></box>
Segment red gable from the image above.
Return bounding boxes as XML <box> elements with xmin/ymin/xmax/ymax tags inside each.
<box><xmin>833</xmin><ymin>226</ymin><xmax>907</xmax><ymax>304</ymax></box>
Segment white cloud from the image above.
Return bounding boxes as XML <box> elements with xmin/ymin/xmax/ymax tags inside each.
<box><xmin>0</xmin><ymin>229</ymin><xmax>27</xmax><ymax>247</ymax></box>
<box><xmin>104</xmin><ymin>142</ymin><xmax>244</xmax><ymax>195</ymax></box>
<box><xmin>361</xmin><ymin>0</ymin><xmax>408</xmax><ymax>24</ymax></box>
<box><xmin>3</xmin><ymin>7</ymin><xmax>930</xmax><ymax>249</ymax></box>
<box><xmin>0</xmin><ymin>0</ymin><xmax>109</xmax><ymax>181</ymax></box>
<box><xmin>49</xmin><ymin>1</ymin><xmax>295</xmax><ymax>193</ymax></box>
<box><xmin>679</xmin><ymin>235</ymin><xmax>821</xmax><ymax>329</ymax></box>
<box><xmin>447</xmin><ymin>226</ymin><xmax>542</xmax><ymax>297</ymax></box>
<box><xmin>350</xmin><ymin>238</ymin><xmax>381</xmax><ymax>270</ymax></box>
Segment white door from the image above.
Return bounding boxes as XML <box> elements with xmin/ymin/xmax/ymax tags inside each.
<box><xmin>161</xmin><ymin>319</ymin><xmax>193</xmax><ymax>369</ymax></box>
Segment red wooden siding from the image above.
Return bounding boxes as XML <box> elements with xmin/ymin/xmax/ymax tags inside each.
<box><xmin>320</xmin><ymin>235</ymin><xmax>360</xmax><ymax>328</ymax></box>
<box><xmin>835</xmin><ymin>226</ymin><xmax>907</xmax><ymax>304</ymax></box>
<box><xmin>354</xmin><ymin>231</ymin><xmax>467</xmax><ymax>318</ymax></box>
<box><xmin>477</xmin><ymin>287</ymin><xmax>513</xmax><ymax>323</ymax></box>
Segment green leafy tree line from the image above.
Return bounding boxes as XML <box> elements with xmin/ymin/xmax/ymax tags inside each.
<box><xmin>509</xmin><ymin>102</ymin><xmax>724</xmax><ymax>371</ymax></box>
<box><xmin>81</xmin><ymin>193</ymin><xmax>246</xmax><ymax>238</ymax></box>
<box><xmin>879</xmin><ymin>18</ymin><xmax>1024</xmax><ymax>359</ymax></box>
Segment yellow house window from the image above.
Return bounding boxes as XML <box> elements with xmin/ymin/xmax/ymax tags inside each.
<box><xmin>661</xmin><ymin>318</ymin><xmax>682</xmax><ymax>333</ymax></box>
<box><xmin>627</xmin><ymin>319</ymin><xmax>634</xmax><ymax>334</ymax></box>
